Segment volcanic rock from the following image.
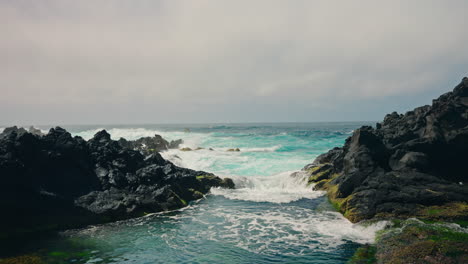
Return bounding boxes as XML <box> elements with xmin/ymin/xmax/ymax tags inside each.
<box><xmin>303</xmin><ymin>78</ymin><xmax>468</xmax><ymax>222</ymax></box>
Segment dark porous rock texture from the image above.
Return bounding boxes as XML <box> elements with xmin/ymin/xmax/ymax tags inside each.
<box><xmin>0</xmin><ymin>127</ymin><xmax>233</xmax><ymax>250</ymax></box>
<box><xmin>118</xmin><ymin>134</ymin><xmax>183</xmax><ymax>155</ymax></box>
<box><xmin>303</xmin><ymin>78</ymin><xmax>468</xmax><ymax>223</ymax></box>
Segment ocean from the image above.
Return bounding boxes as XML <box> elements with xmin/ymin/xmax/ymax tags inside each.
<box><xmin>10</xmin><ymin>122</ymin><xmax>389</xmax><ymax>263</ymax></box>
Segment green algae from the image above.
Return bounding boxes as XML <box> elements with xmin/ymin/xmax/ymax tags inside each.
<box><xmin>308</xmin><ymin>168</ymin><xmax>331</xmax><ymax>183</ymax></box>
<box><xmin>306</xmin><ymin>166</ymin><xmax>321</xmax><ymax>174</ymax></box>
<box><xmin>0</xmin><ymin>255</ymin><xmax>45</xmax><ymax>264</ymax></box>
<box><xmin>180</xmin><ymin>147</ymin><xmax>192</xmax><ymax>151</ymax></box>
<box><xmin>48</xmin><ymin>251</ymin><xmax>68</xmax><ymax>257</ymax></box>
<box><xmin>0</xmin><ymin>238</ymin><xmax>97</xmax><ymax>264</ymax></box>
<box><xmin>348</xmin><ymin>245</ymin><xmax>376</xmax><ymax>264</ymax></box>
<box><xmin>196</xmin><ymin>175</ymin><xmax>216</xmax><ymax>180</ymax></box>
<box><xmin>371</xmin><ymin>219</ymin><xmax>468</xmax><ymax>264</ymax></box>
<box><xmin>308</xmin><ymin>170</ymin><xmax>468</xmax><ymax>264</ymax></box>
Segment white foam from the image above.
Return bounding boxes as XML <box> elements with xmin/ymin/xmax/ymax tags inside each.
<box><xmin>73</xmin><ymin>127</ymin><xmax>210</xmax><ymax>147</ymax></box>
<box><xmin>211</xmin><ymin>171</ymin><xmax>323</xmax><ymax>203</ymax></box>
<box><xmin>162</xmin><ymin>146</ymin><xmax>310</xmax><ymax>176</ymax></box>
<box><xmin>74</xmin><ymin>127</ymin><xmax>164</xmax><ymax>141</ymax></box>
<box><xmin>58</xmin><ymin>125</ymin><xmax>389</xmax><ymax>258</ymax></box>
<box><xmin>67</xmin><ymin>200</ymin><xmax>388</xmax><ymax>256</ymax></box>
<box><xmin>236</xmin><ymin>146</ymin><xmax>281</xmax><ymax>152</ymax></box>
<box><xmin>196</xmin><ymin>206</ymin><xmax>388</xmax><ymax>254</ymax></box>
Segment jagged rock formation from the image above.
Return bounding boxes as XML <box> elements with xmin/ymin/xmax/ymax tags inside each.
<box><xmin>0</xmin><ymin>126</ymin><xmax>44</xmax><ymax>138</ymax></box>
<box><xmin>304</xmin><ymin>78</ymin><xmax>468</xmax><ymax>222</ymax></box>
<box><xmin>0</xmin><ymin>127</ymin><xmax>233</xmax><ymax>245</ymax></box>
<box><xmin>118</xmin><ymin>134</ymin><xmax>183</xmax><ymax>155</ymax></box>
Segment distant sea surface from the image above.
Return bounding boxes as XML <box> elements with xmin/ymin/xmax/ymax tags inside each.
<box><xmin>5</xmin><ymin>122</ymin><xmax>389</xmax><ymax>263</ymax></box>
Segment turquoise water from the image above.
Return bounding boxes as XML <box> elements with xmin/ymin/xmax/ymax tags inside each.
<box><xmin>23</xmin><ymin>122</ymin><xmax>389</xmax><ymax>263</ymax></box>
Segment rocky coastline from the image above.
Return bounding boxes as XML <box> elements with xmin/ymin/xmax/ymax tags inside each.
<box><xmin>303</xmin><ymin>77</ymin><xmax>468</xmax><ymax>263</ymax></box>
<box><xmin>0</xmin><ymin>127</ymin><xmax>234</xmax><ymax>256</ymax></box>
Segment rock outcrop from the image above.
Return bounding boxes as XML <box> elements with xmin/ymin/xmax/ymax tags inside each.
<box><xmin>118</xmin><ymin>134</ymin><xmax>183</xmax><ymax>155</ymax></box>
<box><xmin>0</xmin><ymin>127</ymin><xmax>233</xmax><ymax>245</ymax></box>
<box><xmin>304</xmin><ymin>77</ymin><xmax>468</xmax><ymax>223</ymax></box>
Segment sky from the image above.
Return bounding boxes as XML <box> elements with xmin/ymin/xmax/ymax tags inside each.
<box><xmin>1</xmin><ymin>0</ymin><xmax>467</xmax><ymax>125</ymax></box>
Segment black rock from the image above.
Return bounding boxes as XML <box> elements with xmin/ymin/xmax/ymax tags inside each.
<box><xmin>304</xmin><ymin>77</ymin><xmax>468</xmax><ymax>222</ymax></box>
<box><xmin>118</xmin><ymin>134</ymin><xmax>184</xmax><ymax>155</ymax></box>
<box><xmin>0</xmin><ymin>127</ymin><xmax>234</xmax><ymax>249</ymax></box>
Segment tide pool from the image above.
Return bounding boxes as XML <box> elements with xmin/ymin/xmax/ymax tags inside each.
<box><xmin>23</xmin><ymin>122</ymin><xmax>387</xmax><ymax>264</ymax></box>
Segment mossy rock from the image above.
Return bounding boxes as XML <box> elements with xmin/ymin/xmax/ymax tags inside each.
<box><xmin>188</xmin><ymin>188</ymin><xmax>205</xmax><ymax>199</ymax></box>
<box><xmin>168</xmin><ymin>190</ymin><xmax>188</xmax><ymax>207</ymax></box>
<box><xmin>306</xmin><ymin>166</ymin><xmax>321</xmax><ymax>174</ymax></box>
<box><xmin>192</xmin><ymin>191</ymin><xmax>204</xmax><ymax>199</ymax></box>
<box><xmin>314</xmin><ymin>178</ymin><xmax>365</xmax><ymax>223</ymax></box>
<box><xmin>416</xmin><ymin>202</ymin><xmax>468</xmax><ymax>222</ymax></box>
<box><xmin>373</xmin><ymin>202</ymin><xmax>468</xmax><ymax>224</ymax></box>
<box><xmin>180</xmin><ymin>147</ymin><xmax>192</xmax><ymax>151</ymax></box>
<box><xmin>0</xmin><ymin>255</ymin><xmax>45</xmax><ymax>264</ymax></box>
<box><xmin>374</xmin><ymin>220</ymin><xmax>468</xmax><ymax>264</ymax></box>
<box><xmin>308</xmin><ymin>168</ymin><xmax>332</xmax><ymax>183</ymax></box>
<box><xmin>348</xmin><ymin>245</ymin><xmax>376</xmax><ymax>264</ymax></box>
<box><xmin>227</xmin><ymin>148</ymin><xmax>240</xmax><ymax>152</ymax></box>
<box><xmin>196</xmin><ymin>175</ymin><xmax>217</xmax><ymax>180</ymax></box>
<box><xmin>312</xmin><ymin>179</ymin><xmax>330</xmax><ymax>190</ymax></box>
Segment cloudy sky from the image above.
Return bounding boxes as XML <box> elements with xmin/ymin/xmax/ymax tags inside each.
<box><xmin>1</xmin><ymin>0</ymin><xmax>467</xmax><ymax>125</ymax></box>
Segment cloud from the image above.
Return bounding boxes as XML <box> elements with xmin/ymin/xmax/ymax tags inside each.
<box><xmin>1</xmin><ymin>0</ymin><xmax>467</xmax><ymax>124</ymax></box>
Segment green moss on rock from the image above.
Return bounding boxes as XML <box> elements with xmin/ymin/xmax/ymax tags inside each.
<box><xmin>180</xmin><ymin>147</ymin><xmax>192</xmax><ymax>151</ymax></box>
<box><xmin>306</xmin><ymin>166</ymin><xmax>321</xmax><ymax>174</ymax></box>
<box><xmin>196</xmin><ymin>175</ymin><xmax>217</xmax><ymax>180</ymax></box>
<box><xmin>314</xmin><ymin>180</ymin><xmax>363</xmax><ymax>222</ymax></box>
<box><xmin>227</xmin><ymin>148</ymin><xmax>240</xmax><ymax>152</ymax></box>
<box><xmin>0</xmin><ymin>255</ymin><xmax>45</xmax><ymax>264</ymax></box>
<box><xmin>416</xmin><ymin>202</ymin><xmax>468</xmax><ymax>222</ymax></box>
<box><xmin>348</xmin><ymin>245</ymin><xmax>377</xmax><ymax>264</ymax></box>
<box><xmin>308</xmin><ymin>168</ymin><xmax>332</xmax><ymax>183</ymax></box>
<box><xmin>373</xmin><ymin>220</ymin><xmax>468</xmax><ymax>264</ymax></box>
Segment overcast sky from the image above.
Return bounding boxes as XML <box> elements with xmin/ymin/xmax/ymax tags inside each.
<box><xmin>1</xmin><ymin>0</ymin><xmax>467</xmax><ymax>125</ymax></box>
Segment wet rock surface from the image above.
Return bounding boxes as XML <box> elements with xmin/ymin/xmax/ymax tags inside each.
<box><xmin>304</xmin><ymin>78</ymin><xmax>468</xmax><ymax>223</ymax></box>
<box><xmin>0</xmin><ymin>127</ymin><xmax>233</xmax><ymax>245</ymax></box>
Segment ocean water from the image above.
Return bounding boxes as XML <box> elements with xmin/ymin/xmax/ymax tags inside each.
<box><xmin>5</xmin><ymin>123</ymin><xmax>389</xmax><ymax>263</ymax></box>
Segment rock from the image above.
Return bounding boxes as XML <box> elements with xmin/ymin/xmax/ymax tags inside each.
<box><xmin>180</xmin><ymin>147</ymin><xmax>192</xmax><ymax>151</ymax></box>
<box><xmin>227</xmin><ymin>148</ymin><xmax>240</xmax><ymax>152</ymax></box>
<box><xmin>168</xmin><ymin>139</ymin><xmax>183</xmax><ymax>149</ymax></box>
<box><xmin>0</xmin><ymin>127</ymin><xmax>234</xmax><ymax>248</ymax></box>
<box><xmin>0</xmin><ymin>126</ymin><xmax>28</xmax><ymax>139</ymax></box>
<box><xmin>391</xmin><ymin>151</ymin><xmax>429</xmax><ymax>171</ymax></box>
<box><xmin>221</xmin><ymin>178</ymin><xmax>235</xmax><ymax>189</ymax></box>
<box><xmin>304</xmin><ymin>77</ymin><xmax>468</xmax><ymax>222</ymax></box>
<box><xmin>118</xmin><ymin>134</ymin><xmax>184</xmax><ymax>155</ymax></box>
<box><xmin>372</xmin><ymin>218</ymin><xmax>468</xmax><ymax>264</ymax></box>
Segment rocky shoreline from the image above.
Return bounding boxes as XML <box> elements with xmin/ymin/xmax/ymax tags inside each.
<box><xmin>302</xmin><ymin>77</ymin><xmax>468</xmax><ymax>263</ymax></box>
<box><xmin>0</xmin><ymin>127</ymin><xmax>234</xmax><ymax>256</ymax></box>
